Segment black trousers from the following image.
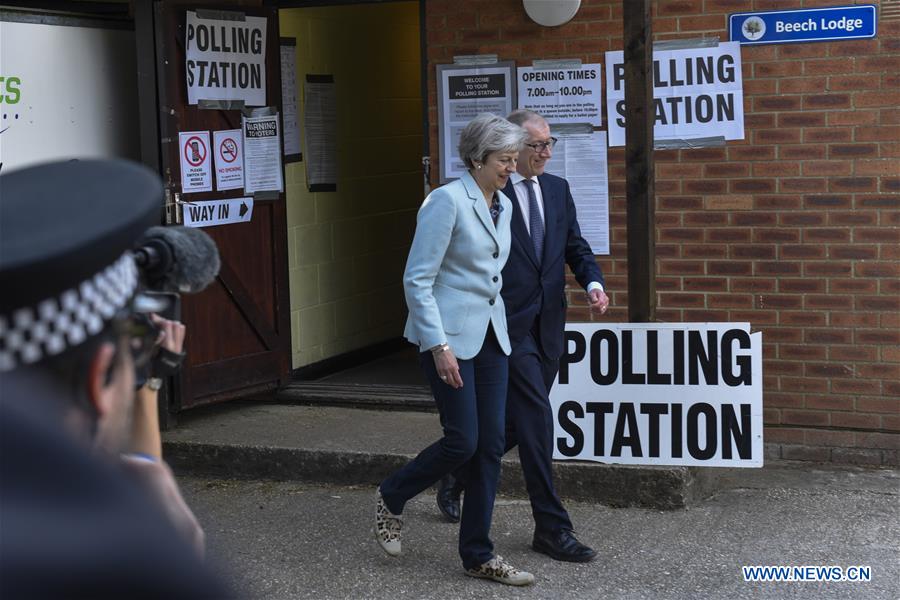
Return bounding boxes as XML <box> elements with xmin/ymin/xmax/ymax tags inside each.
<box><xmin>504</xmin><ymin>329</ymin><xmax>573</xmax><ymax>533</ymax></box>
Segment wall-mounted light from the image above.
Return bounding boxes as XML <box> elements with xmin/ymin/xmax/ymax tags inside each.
<box><xmin>523</xmin><ymin>0</ymin><xmax>581</xmax><ymax>27</ymax></box>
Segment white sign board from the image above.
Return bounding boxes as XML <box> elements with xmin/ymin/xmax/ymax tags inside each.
<box><xmin>185</xmin><ymin>11</ymin><xmax>267</xmax><ymax>106</ymax></box>
<box><xmin>280</xmin><ymin>41</ymin><xmax>301</xmax><ymax>159</ymax></box>
<box><xmin>544</xmin><ymin>131</ymin><xmax>609</xmax><ymax>255</ymax></box>
<box><xmin>242</xmin><ymin>113</ymin><xmax>283</xmax><ymax>193</ymax></box>
<box><xmin>517</xmin><ymin>64</ymin><xmax>602</xmax><ymax>126</ymax></box>
<box><xmin>605</xmin><ymin>42</ymin><xmax>745</xmax><ymax>146</ymax></box>
<box><xmin>0</xmin><ymin>20</ymin><xmax>140</xmax><ymax>172</ymax></box>
<box><xmin>183</xmin><ymin>197</ymin><xmax>253</xmax><ymax>228</ymax></box>
<box><xmin>436</xmin><ymin>62</ymin><xmax>515</xmax><ymax>182</ymax></box>
<box><xmin>178</xmin><ymin>130</ymin><xmax>213</xmax><ymax>193</ymax></box>
<box><xmin>213</xmin><ymin>129</ymin><xmax>244</xmax><ymax>190</ymax></box>
<box><xmin>303</xmin><ymin>76</ymin><xmax>337</xmax><ymax>189</ymax></box>
<box><xmin>551</xmin><ymin>323</ymin><xmax>763</xmax><ymax>467</ymax></box>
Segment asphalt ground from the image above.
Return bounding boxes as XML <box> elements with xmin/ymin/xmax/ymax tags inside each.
<box><xmin>179</xmin><ymin>462</ymin><xmax>899</xmax><ymax>600</ymax></box>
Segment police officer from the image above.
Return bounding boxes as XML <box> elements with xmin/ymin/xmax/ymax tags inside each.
<box><xmin>0</xmin><ymin>159</ymin><xmax>227</xmax><ymax>598</ymax></box>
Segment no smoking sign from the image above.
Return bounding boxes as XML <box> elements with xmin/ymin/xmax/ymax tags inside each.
<box><xmin>214</xmin><ymin>129</ymin><xmax>244</xmax><ymax>191</ymax></box>
<box><xmin>219</xmin><ymin>137</ymin><xmax>239</xmax><ymax>163</ymax></box>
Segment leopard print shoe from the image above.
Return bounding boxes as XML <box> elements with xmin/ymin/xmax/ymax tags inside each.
<box><xmin>375</xmin><ymin>488</ymin><xmax>402</xmax><ymax>556</ymax></box>
<box><xmin>465</xmin><ymin>555</ymin><xmax>535</xmax><ymax>586</ymax></box>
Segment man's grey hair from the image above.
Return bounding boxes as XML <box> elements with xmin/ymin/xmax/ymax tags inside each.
<box><xmin>506</xmin><ymin>108</ymin><xmax>545</xmax><ymax>128</ymax></box>
<box><xmin>458</xmin><ymin>113</ymin><xmax>528</xmax><ymax>169</ymax></box>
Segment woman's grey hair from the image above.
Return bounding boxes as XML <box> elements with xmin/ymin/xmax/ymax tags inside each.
<box><xmin>458</xmin><ymin>113</ymin><xmax>528</xmax><ymax>170</ymax></box>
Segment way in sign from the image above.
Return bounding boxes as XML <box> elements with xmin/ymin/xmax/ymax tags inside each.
<box><xmin>183</xmin><ymin>198</ymin><xmax>254</xmax><ymax>229</ymax></box>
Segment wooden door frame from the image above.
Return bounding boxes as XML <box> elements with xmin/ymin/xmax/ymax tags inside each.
<box><xmin>135</xmin><ymin>0</ymin><xmax>292</xmax><ymax>418</ymax></box>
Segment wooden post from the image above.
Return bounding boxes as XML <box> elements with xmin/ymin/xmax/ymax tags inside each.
<box><xmin>623</xmin><ymin>0</ymin><xmax>656</xmax><ymax>323</ymax></box>
<box><xmin>134</xmin><ymin>0</ymin><xmax>161</xmax><ymax>173</ymax></box>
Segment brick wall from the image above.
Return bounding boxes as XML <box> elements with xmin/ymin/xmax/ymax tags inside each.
<box><xmin>424</xmin><ymin>0</ymin><xmax>899</xmax><ymax>465</ymax></box>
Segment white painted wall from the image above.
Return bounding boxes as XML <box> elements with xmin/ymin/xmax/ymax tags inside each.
<box><xmin>0</xmin><ymin>20</ymin><xmax>140</xmax><ymax>172</ymax></box>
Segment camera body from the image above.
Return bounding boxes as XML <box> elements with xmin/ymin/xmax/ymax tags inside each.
<box><xmin>130</xmin><ymin>224</ymin><xmax>220</xmax><ymax>388</ymax></box>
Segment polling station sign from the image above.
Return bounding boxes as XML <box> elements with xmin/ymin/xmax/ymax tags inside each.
<box><xmin>550</xmin><ymin>323</ymin><xmax>763</xmax><ymax>468</ymax></box>
<box><xmin>730</xmin><ymin>5</ymin><xmax>876</xmax><ymax>46</ymax></box>
<box><xmin>185</xmin><ymin>11</ymin><xmax>267</xmax><ymax>106</ymax></box>
<box><xmin>605</xmin><ymin>42</ymin><xmax>745</xmax><ymax>147</ymax></box>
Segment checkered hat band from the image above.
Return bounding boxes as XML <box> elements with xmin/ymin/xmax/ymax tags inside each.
<box><xmin>0</xmin><ymin>252</ymin><xmax>138</xmax><ymax>372</ymax></box>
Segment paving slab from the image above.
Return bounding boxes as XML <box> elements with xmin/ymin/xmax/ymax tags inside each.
<box><xmin>167</xmin><ymin>401</ymin><xmax>723</xmax><ymax>509</ymax></box>
<box><xmin>179</xmin><ymin>463</ymin><xmax>900</xmax><ymax>600</ymax></box>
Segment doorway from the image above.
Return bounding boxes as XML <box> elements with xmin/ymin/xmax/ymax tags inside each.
<box><xmin>279</xmin><ymin>1</ymin><xmax>427</xmax><ymax>395</ymax></box>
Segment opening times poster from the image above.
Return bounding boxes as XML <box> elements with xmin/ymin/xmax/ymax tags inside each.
<box><xmin>516</xmin><ymin>64</ymin><xmax>602</xmax><ymax>127</ymax></box>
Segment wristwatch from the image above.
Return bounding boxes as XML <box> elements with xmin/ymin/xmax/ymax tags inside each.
<box><xmin>145</xmin><ymin>377</ymin><xmax>164</xmax><ymax>392</ymax></box>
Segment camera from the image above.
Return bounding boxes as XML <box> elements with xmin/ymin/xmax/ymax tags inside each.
<box><xmin>130</xmin><ymin>226</ymin><xmax>221</xmax><ymax>387</ymax></box>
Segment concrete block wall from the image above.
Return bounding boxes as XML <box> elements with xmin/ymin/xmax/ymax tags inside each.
<box><xmin>424</xmin><ymin>0</ymin><xmax>899</xmax><ymax>464</ymax></box>
<box><xmin>280</xmin><ymin>2</ymin><xmax>423</xmax><ymax>368</ymax></box>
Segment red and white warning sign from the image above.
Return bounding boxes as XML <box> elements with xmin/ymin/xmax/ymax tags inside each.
<box><xmin>179</xmin><ymin>130</ymin><xmax>212</xmax><ymax>193</ymax></box>
<box><xmin>213</xmin><ymin>129</ymin><xmax>244</xmax><ymax>191</ymax></box>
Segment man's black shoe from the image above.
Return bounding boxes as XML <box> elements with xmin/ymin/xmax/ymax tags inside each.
<box><xmin>532</xmin><ymin>529</ymin><xmax>597</xmax><ymax>563</ymax></box>
<box><xmin>436</xmin><ymin>475</ymin><xmax>462</xmax><ymax>523</ymax></box>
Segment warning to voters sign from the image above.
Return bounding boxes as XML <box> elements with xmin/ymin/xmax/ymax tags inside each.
<box><xmin>551</xmin><ymin>323</ymin><xmax>763</xmax><ymax>468</ymax></box>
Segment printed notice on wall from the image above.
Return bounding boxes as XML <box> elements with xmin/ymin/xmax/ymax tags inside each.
<box><xmin>213</xmin><ymin>129</ymin><xmax>244</xmax><ymax>191</ymax></box>
<box><xmin>605</xmin><ymin>42</ymin><xmax>745</xmax><ymax>146</ymax></box>
<box><xmin>516</xmin><ymin>64</ymin><xmax>602</xmax><ymax>126</ymax></box>
<box><xmin>436</xmin><ymin>62</ymin><xmax>516</xmax><ymax>183</ymax></box>
<box><xmin>185</xmin><ymin>11</ymin><xmax>267</xmax><ymax>106</ymax></box>
<box><xmin>178</xmin><ymin>130</ymin><xmax>213</xmax><ymax>193</ymax></box>
<box><xmin>280</xmin><ymin>39</ymin><xmax>301</xmax><ymax>161</ymax></box>
<box><xmin>242</xmin><ymin>113</ymin><xmax>283</xmax><ymax>193</ymax></box>
<box><xmin>552</xmin><ymin>323</ymin><xmax>763</xmax><ymax>468</ymax></box>
<box><xmin>303</xmin><ymin>74</ymin><xmax>337</xmax><ymax>191</ymax></box>
<box><xmin>544</xmin><ymin>131</ymin><xmax>609</xmax><ymax>255</ymax></box>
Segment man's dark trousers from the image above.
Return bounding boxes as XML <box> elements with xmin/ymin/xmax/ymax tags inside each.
<box><xmin>504</xmin><ymin>326</ymin><xmax>572</xmax><ymax>532</ymax></box>
<box><xmin>499</xmin><ymin>172</ymin><xmax>604</xmax><ymax>534</ymax></box>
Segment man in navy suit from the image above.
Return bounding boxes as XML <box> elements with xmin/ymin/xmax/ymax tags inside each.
<box><xmin>437</xmin><ymin>109</ymin><xmax>609</xmax><ymax>562</ymax></box>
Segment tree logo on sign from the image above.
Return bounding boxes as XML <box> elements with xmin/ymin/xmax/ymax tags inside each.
<box><xmin>742</xmin><ymin>17</ymin><xmax>766</xmax><ymax>41</ymax></box>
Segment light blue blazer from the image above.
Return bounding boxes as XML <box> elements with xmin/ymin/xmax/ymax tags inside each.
<box><xmin>403</xmin><ymin>171</ymin><xmax>513</xmax><ymax>360</ymax></box>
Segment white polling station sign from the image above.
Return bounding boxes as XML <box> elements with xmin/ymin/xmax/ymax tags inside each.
<box><xmin>185</xmin><ymin>11</ymin><xmax>267</xmax><ymax>106</ymax></box>
<box><xmin>605</xmin><ymin>42</ymin><xmax>745</xmax><ymax>146</ymax></box>
<box><xmin>183</xmin><ymin>198</ymin><xmax>253</xmax><ymax>228</ymax></box>
<box><xmin>551</xmin><ymin>323</ymin><xmax>763</xmax><ymax>467</ymax></box>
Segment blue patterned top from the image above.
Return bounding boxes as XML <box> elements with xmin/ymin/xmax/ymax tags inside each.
<box><xmin>489</xmin><ymin>193</ymin><xmax>504</xmax><ymax>225</ymax></box>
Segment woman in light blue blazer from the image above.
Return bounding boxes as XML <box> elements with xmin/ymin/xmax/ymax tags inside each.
<box><xmin>375</xmin><ymin>114</ymin><xmax>533</xmax><ymax>586</ymax></box>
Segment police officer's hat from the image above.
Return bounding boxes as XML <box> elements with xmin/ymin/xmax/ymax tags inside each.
<box><xmin>0</xmin><ymin>159</ymin><xmax>162</xmax><ymax>372</ymax></box>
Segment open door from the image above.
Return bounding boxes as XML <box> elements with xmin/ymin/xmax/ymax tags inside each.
<box><xmin>151</xmin><ymin>2</ymin><xmax>291</xmax><ymax>409</ymax></box>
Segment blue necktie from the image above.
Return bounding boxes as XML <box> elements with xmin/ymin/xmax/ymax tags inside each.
<box><xmin>524</xmin><ymin>179</ymin><xmax>544</xmax><ymax>264</ymax></box>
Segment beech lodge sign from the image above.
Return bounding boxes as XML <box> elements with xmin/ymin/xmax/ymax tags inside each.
<box><xmin>729</xmin><ymin>5</ymin><xmax>877</xmax><ymax>46</ymax></box>
<box><xmin>551</xmin><ymin>323</ymin><xmax>764</xmax><ymax>468</ymax></box>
